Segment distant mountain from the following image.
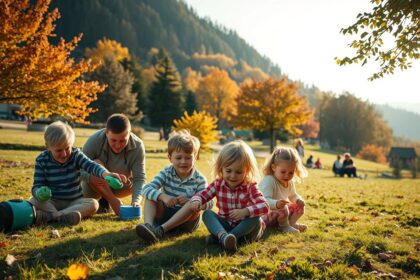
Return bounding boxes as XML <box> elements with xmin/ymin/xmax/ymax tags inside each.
<box><xmin>389</xmin><ymin>102</ymin><xmax>420</xmax><ymax>115</ymax></box>
<box><xmin>51</xmin><ymin>0</ymin><xmax>281</xmax><ymax>76</ymax></box>
<box><xmin>375</xmin><ymin>104</ymin><xmax>420</xmax><ymax>140</ymax></box>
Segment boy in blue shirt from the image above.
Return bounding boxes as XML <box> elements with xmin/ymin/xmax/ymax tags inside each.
<box><xmin>30</xmin><ymin>121</ymin><xmax>125</xmax><ymax>226</ymax></box>
<box><xmin>136</xmin><ymin>130</ymin><xmax>213</xmax><ymax>243</ymax></box>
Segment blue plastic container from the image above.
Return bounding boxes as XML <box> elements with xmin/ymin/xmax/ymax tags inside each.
<box><xmin>0</xmin><ymin>199</ymin><xmax>36</xmax><ymax>233</ymax></box>
<box><xmin>119</xmin><ymin>205</ymin><xmax>141</xmax><ymax>220</ymax></box>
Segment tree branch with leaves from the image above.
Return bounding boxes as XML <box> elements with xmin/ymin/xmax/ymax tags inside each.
<box><xmin>336</xmin><ymin>0</ymin><xmax>419</xmax><ymax>80</ymax></box>
<box><xmin>0</xmin><ymin>0</ymin><xmax>105</xmax><ymax>122</ymax></box>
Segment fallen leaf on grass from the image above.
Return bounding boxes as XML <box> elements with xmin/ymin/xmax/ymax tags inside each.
<box><xmin>351</xmin><ymin>265</ymin><xmax>360</xmax><ymax>275</ymax></box>
<box><xmin>268</xmin><ymin>247</ymin><xmax>279</xmax><ymax>255</ymax></box>
<box><xmin>265</xmin><ymin>272</ymin><xmax>275</xmax><ymax>280</ymax></box>
<box><xmin>378</xmin><ymin>252</ymin><xmax>396</xmax><ymax>261</ymax></box>
<box><xmin>51</xmin><ymin>229</ymin><xmax>61</xmax><ymax>238</ymax></box>
<box><xmin>66</xmin><ymin>263</ymin><xmax>89</xmax><ymax>280</ymax></box>
<box><xmin>285</xmin><ymin>256</ymin><xmax>296</xmax><ymax>266</ymax></box>
<box><xmin>349</xmin><ymin>216</ymin><xmax>359</xmax><ymax>222</ymax></box>
<box><xmin>249</xmin><ymin>251</ymin><xmax>258</xmax><ymax>260</ymax></box>
<box><xmin>0</xmin><ymin>241</ymin><xmax>8</xmax><ymax>247</ymax></box>
<box><xmin>217</xmin><ymin>271</ymin><xmax>226</xmax><ymax>279</ymax></box>
<box><xmin>5</xmin><ymin>254</ymin><xmax>17</xmax><ymax>266</ymax></box>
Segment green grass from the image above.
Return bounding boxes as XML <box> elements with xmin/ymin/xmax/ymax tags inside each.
<box><xmin>0</xmin><ymin>128</ymin><xmax>419</xmax><ymax>279</ymax></box>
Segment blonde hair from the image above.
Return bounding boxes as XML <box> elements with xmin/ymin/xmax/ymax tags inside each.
<box><xmin>212</xmin><ymin>140</ymin><xmax>260</xmax><ymax>182</ymax></box>
<box><xmin>44</xmin><ymin>121</ymin><xmax>75</xmax><ymax>147</ymax></box>
<box><xmin>262</xmin><ymin>146</ymin><xmax>307</xmax><ymax>182</ymax></box>
<box><xmin>168</xmin><ymin>129</ymin><xmax>200</xmax><ymax>158</ymax></box>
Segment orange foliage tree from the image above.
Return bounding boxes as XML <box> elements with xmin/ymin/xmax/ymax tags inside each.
<box><xmin>84</xmin><ymin>38</ymin><xmax>129</xmax><ymax>65</ymax></box>
<box><xmin>357</xmin><ymin>144</ymin><xmax>387</xmax><ymax>164</ymax></box>
<box><xmin>234</xmin><ymin>78</ymin><xmax>312</xmax><ymax>152</ymax></box>
<box><xmin>0</xmin><ymin>0</ymin><xmax>105</xmax><ymax>122</ymax></box>
<box><xmin>195</xmin><ymin>69</ymin><xmax>239</xmax><ymax>126</ymax></box>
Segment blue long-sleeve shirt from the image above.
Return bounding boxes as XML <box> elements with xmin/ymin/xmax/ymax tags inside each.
<box><xmin>142</xmin><ymin>165</ymin><xmax>213</xmax><ymax>210</ymax></box>
<box><xmin>32</xmin><ymin>148</ymin><xmax>107</xmax><ymax>200</ymax></box>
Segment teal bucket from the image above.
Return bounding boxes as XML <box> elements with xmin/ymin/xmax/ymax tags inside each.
<box><xmin>0</xmin><ymin>199</ymin><xmax>36</xmax><ymax>233</ymax></box>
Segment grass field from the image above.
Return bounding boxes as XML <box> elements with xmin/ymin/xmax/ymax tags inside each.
<box><xmin>0</xmin><ymin>127</ymin><xmax>419</xmax><ymax>279</ymax></box>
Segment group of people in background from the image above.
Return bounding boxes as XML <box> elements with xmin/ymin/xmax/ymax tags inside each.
<box><xmin>28</xmin><ymin>114</ymin><xmax>308</xmax><ymax>253</ymax></box>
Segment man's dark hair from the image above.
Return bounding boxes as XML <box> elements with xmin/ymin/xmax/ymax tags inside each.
<box><xmin>106</xmin><ymin>114</ymin><xmax>131</xmax><ymax>133</ymax></box>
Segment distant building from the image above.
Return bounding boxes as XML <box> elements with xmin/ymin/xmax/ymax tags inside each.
<box><xmin>388</xmin><ymin>147</ymin><xmax>417</xmax><ymax>169</ymax></box>
<box><xmin>0</xmin><ymin>104</ymin><xmax>21</xmax><ymax>120</ymax></box>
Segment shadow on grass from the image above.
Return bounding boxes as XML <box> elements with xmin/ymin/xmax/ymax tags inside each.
<box><xmin>9</xmin><ymin>224</ymin><xmax>223</xmax><ymax>279</ymax></box>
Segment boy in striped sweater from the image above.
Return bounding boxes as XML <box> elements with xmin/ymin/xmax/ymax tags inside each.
<box><xmin>136</xmin><ymin>130</ymin><xmax>213</xmax><ymax>244</ymax></box>
<box><xmin>30</xmin><ymin>121</ymin><xmax>126</xmax><ymax>226</ymax></box>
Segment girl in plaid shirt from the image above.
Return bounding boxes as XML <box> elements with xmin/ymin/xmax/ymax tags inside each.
<box><xmin>190</xmin><ymin>140</ymin><xmax>269</xmax><ymax>252</ymax></box>
<box><xmin>259</xmin><ymin>146</ymin><xmax>308</xmax><ymax>233</ymax></box>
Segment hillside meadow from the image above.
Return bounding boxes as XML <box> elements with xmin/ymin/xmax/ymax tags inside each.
<box><xmin>0</xmin><ymin>127</ymin><xmax>419</xmax><ymax>279</ymax></box>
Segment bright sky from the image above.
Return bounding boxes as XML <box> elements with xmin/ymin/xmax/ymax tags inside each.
<box><xmin>184</xmin><ymin>0</ymin><xmax>420</xmax><ymax>109</ymax></box>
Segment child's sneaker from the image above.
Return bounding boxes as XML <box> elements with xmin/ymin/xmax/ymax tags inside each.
<box><xmin>58</xmin><ymin>212</ymin><xmax>81</xmax><ymax>226</ymax></box>
<box><xmin>220</xmin><ymin>233</ymin><xmax>237</xmax><ymax>252</ymax></box>
<box><xmin>205</xmin><ymin>234</ymin><xmax>219</xmax><ymax>245</ymax></box>
<box><xmin>279</xmin><ymin>225</ymin><xmax>300</xmax><ymax>233</ymax></box>
<box><xmin>35</xmin><ymin>210</ymin><xmax>53</xmax><ymax>226</ymax></box>
<box><xmin>136</xmin><ymin>223</ymin><xmax>164</xmax><ymax>244</ymax></box>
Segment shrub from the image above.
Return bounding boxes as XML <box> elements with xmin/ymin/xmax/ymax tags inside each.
<box><xmin>131</xmin><ymin>126</ymin><xmax>145</xmax><ymax>139</ymax></box>
<box><xmin>173</xmin><ymin>111</ymin><xmax>218</xmax><ymax>150</ymax></box>
<box><xmin>357</xmin><ymin>144</ymin><xmax>387</xmax><ymax>164</ymax></box>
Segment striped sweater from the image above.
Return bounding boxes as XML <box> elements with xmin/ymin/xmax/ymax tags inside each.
<box><xmin>142</xmin><ymin>165</ymin><xmax>213</xmax><ymax>210</ymax></box>
<box><xmin>32</xmin><ymin>148</ymin><xmax>107</xmax><ymax>200</ymax></box>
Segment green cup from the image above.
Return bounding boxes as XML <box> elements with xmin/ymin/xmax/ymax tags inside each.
<box><xmin>105</xmin><ymin>176</ymin><xmax>123</xmax><ymax>190</ymax></box>
<box><xmin>35</xmin><ymin>186</ymin><xmax>52</xmax><ymax>202</ymax></box>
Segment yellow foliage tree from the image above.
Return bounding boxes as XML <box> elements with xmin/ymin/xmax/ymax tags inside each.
<box><xmin>85</xmin><ymin>38</ymin><xmax>129</xmax><ymax>65</ymax></box>
<box><xmin>173</xmin><ymin>111</ymin><xmax>219</xmax><ymax>150</ymax></box>
<box><xmin>234</xmin><ymin>78</ymin><xmax>313</xmax><ymax>152</ymax></box>
<box><xmin>195</xmin><ymin>69</ymin><xmax>239</xmax><ymax>126</ymax></box>
<box><xmin>0</xmin><ymin>0</ymin><xmax>105</xmax><ymax>122</ymax></box>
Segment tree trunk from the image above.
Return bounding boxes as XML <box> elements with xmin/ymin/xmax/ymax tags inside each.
<box><xmin>269</xmin><ymin>126</ymin><xmax>275</xmax><ymax>153</ymax></box>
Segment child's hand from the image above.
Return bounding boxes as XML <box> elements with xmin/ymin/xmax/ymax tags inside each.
<box><xmin>176</xmin><ymin>196</ymin><xmax>189</xmax><ymax>205</ymax></box>
<box><xmin>229</xmin><ymin>208</ymin><xmax>249</xmax><ymax>221</ymax></box>
<box><xmin>189</xmin><ymin>200</ymin><xmax>201</xmax><ymax>212</ymax></box>
<box><xmin>296</xmin><ymin>199</ymin><xmax>305</xmax><ymax>207</ymax></box>
<box><xmin>159</xmin><ymin>194</ymin><xmax>177</xmax><ymax>208</ymax></box>
<box><xmin>103</xmin><ymin>172</ymin><xmax>127</xmax><ymax>183</ymax></box>
<box><xmin>276</xmin><ymin>199</ymin><xmax>290</xmax><ymax>209</ymax></box>
<box><xmin>35</xmin><ymin>186</ymin><xmax>52</xmax><ymax>202</ymax></box>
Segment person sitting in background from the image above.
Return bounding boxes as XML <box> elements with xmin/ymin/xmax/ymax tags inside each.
<box><xmin>306</xmin><ymin>155</ymin><xmax>314</xmax><ymax>168</ymax></box>
<box><xmin>314</xmin><ymin>157</ymin><xmax>323</xmax><ymax>169</ymax></box>
<box><xmin>332</xmin><ymin>155</ymin><xmax>342</xmax><ymax>176</ymax></box>
<box><xmin>295</xmin><ymin>138</ymin><xmax>305</xmax><ymax>159</ymax></box>
<box><xmin>340</xmin><ymin>153</ymin><xmax>358</xmax><ymax>178</ymax></box>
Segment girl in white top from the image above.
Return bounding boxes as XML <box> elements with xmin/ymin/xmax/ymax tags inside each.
<box><xmin>259</xmin><ymin>146</ymin><xmax>308</xmax><ymax>233</ymax></box>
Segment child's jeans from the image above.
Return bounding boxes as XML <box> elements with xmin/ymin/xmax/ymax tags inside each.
<box><xmin>155</xmin><ymin>204</ymin><xmax>201</xmax><ymax>233</ymax></box>
<box><xmin>262</xmin><ymin>203</ymin><xmax>304</xmax><ymax>227</ymax></box>
<box><xmin>202</xmin><ymin>210</ymin><xmax>263</xmax><ymax>243</ymax></box>
<box><xmin>29</xmin><ymin>197</ymin><xmax>99</xmax><ymax>219</ymax></box>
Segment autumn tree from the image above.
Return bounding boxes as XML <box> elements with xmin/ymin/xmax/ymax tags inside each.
<box><xmin>300</xmin><ymin>118</ymin><xmax>320</xmax><ymax>139</ymax></box>
<box><xmin>195</xmin><ymin>69</ymin><xmax>239</xmax><ymax>127</ymax></box>
<box><xmin>148</xmin><ymin>50</ymin><xmax>184</xmax><ymax>129</ymax></box>
<box><xmin>336</xmin><ymin>0</ymin><xmax>419</xmax><ymax>80</ymax></box>
<box><xmin>88</xmin><ymin>56</ymin><xmax>137</xmax><ymax>123</ymax></box>
<box><xmin>121</xmin><ymin>55</ymin><xmax>148</xmax><ymax>117</ymax></box>
<box><xmin>0</xmin><ymin>0</ymin><xmax>105</xmax><ymax>122</ymax></box>
<box><xmin>234</xmin><ymin>78</ymin><xmax>312</xmax><ymax>152</ymax></box>
<box><xmin>173</xmin><ymin>111</ymin><xmax>219</xmax><ymax>150</ymax></box>
<box><xmin>84</xmin><ymin>38</ymin><xmax>129</xmax><ymax>65</ymax></box>
<box><xmin>319</xmin><ymin>93</ymin><xmax>393</xmax><ymax>153</ymax></box>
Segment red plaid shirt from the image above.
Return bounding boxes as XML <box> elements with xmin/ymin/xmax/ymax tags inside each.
<box><xmin>191</xmin><ymin>178</ymin><xmax>269</xmax><ymax>225</ymax></box>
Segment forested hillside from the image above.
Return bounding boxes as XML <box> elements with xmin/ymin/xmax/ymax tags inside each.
<box><xmin>52</xmin><ymin>0</ymin><xmax>281</xmax><ymax>76</ymax></box>
<box><xmin>376</xmin><ymin>104</ymin><xmax>420</xmax><ymax>140</ymax></box>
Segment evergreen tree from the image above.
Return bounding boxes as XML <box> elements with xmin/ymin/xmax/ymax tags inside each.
<box><xmin>149</xmin><ymin>50</ymin><xmax>184</xmax><ymax>129</ymax></box>
<box><xmin>185</xmin><ymin>91</ymin><xmax>198</xmax><ymax>114</ymax></box>
<box><xmin>88</xmin><ymin>56</ymin><xmax>137</xmax><ymax>123</ymax></box>
<box><xmin>121</xmin><ymin>55</ymin><xmax>149</xmax><ymax>117</ymax></box>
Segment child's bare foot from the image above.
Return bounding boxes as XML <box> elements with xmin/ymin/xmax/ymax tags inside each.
<box><xmin>279</xmin><ymin>225</ymin><xmax>299</xmax><ymax>233</ymax></box>
<box><xmin>291</xmin><ymin>223</ymin><xmax>307</xmax><ymax>232</ymax></box>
